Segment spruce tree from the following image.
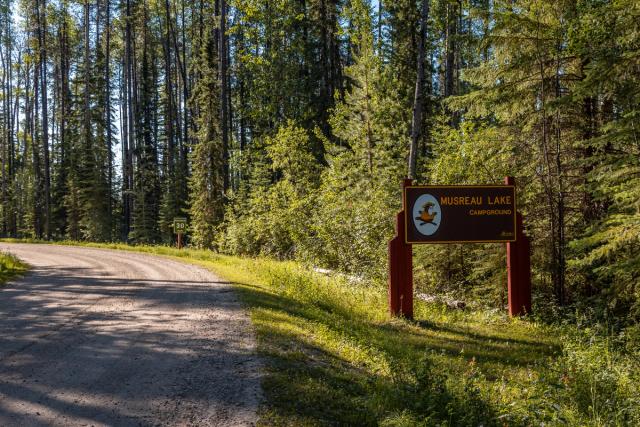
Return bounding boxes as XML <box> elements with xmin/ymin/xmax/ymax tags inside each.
<box><xmin>130</xmin><ymin>8</ymin><xmax>161</xmax><ymax>244</ymax></box>
<box><xmin>188</xmin><ymin>6</ymin><xmax>223</xmax><ymax>249</ymax></box>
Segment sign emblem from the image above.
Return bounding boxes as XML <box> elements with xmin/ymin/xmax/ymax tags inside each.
<box><xmin>412</xmin><ymin>194</ymin><xmax>441</xmax><ymax>236</ymax></box>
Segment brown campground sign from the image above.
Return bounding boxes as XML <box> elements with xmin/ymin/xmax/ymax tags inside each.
<box><xmin>404</xmin><ymin>185</ymin><xmax>516</xmax><ymax>244</ymax></box>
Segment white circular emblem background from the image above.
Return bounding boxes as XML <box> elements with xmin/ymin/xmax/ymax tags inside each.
<box><xmin>412</xmin><ymin>194</ymin><xmax>442</xmax><ymax>236</ymax></box>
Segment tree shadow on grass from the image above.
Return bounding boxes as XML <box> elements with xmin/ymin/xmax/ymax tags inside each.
<box><xmin>228</xmin><ymin>280</ymin><xmax>548</xmax><ymax>425</ymax></box>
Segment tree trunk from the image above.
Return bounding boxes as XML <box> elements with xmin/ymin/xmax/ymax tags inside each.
<box><xmin>220</xmin><ymin>0</ymin><xmax>229</xmax><ymax>192</ymax></box>
<box><xmin>1</xmin><ymin>43</ymin><xmax>6</xmax><ymax>236</ymax></box>
<box><xmin>37</xmin><ymin>0</ymin><xmax>51</xmax><ymax>238</ymax></box>
<box><xmin>408</xmin><ymin>0</ymin><xmax>429</xmax><ymax>180</ymax></box>
<box><xmin>32</xmin><ymin>53</ymin><xmax>43</xmax><ymax>238</ymax></box>
<box><xmin>164</xmin><ymin>0</ymin><xmax>175</xmax><ymax>179</ymax></box>
<box><xmin>444</xmin><ymin>1</ymin><xmax>457</xmax><ymax>98</ymax></box>
<box><xmin>105</xmin><ymin>0</ymin><xmax>113</xmax><ymax>229</ymax></box>
<box><xmin>123</xmin><ymin>0</ymin><xmax>135</xmax><ymax>239</ymax></box>
<box><xmin>377</xmin><ymin>0</ymin><xmax>383</xmax><ymax>55</ymax></box>
<box><xmin>83</xmin><ymin>0</ymin><xmax>91</xmax><ymax>152</ymax></box>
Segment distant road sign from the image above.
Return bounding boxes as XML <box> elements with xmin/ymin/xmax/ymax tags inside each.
<box><xmin>173</xmin><ymin>217</ymin><xmax>187</xmax><ymax>233</ymax></box>
<box><xmin>405</xmin><ymin>185</ymin><xmax>516</xmax><ymax>244</ymax></box>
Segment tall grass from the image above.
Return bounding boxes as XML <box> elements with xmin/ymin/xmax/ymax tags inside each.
<box><xmin>0</xmin><ymin>252</ymin><xmax>27</xmax><ymax>284</ymax></box>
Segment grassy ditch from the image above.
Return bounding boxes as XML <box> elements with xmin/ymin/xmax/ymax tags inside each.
<box><xmin>2</xmin><ymin>239</ymin><xmax>638</xmax><ymax>425</ymax></box>
<box><xmin>0</xmin><ymin>251</ymin><xmax>28</xmax><ymax>285</ymax></box>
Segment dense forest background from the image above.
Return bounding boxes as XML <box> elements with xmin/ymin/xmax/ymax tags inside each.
<box><xmin>0</xmin><ymin>0</ymin><xmax>638</xmax><ymax>325</ymax></box>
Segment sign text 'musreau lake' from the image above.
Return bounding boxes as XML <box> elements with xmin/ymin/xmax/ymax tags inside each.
<box><xmin>404</xmin><ymin>185</ymin><xmax>517</xmax><ymax>244</ymax></box>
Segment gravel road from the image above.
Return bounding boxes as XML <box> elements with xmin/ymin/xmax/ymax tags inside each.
<box><xmin>0</xmin><ymin>243</ymin><xmax>262</xmax><ymax>426</ymax></box>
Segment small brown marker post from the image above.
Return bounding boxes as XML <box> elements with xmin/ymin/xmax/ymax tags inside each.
<box><xmin>173</xmin><ymin>217</ymin><xmax>187</xmax><ymax>250</ymax></box>
<box><xmin>505</xmin><ymin>177</ymin><xmax>532</xmax><ymax>316</ymax></box>
<box><xmin>388</xmin><ymin>178</ymin><xmax>414</xmax><ymax>319</ymax></box>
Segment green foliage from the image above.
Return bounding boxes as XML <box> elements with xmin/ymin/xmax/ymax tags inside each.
<box><xmin>266</xmin><ymin>121</ymin><xmax>319</xmax><ymax>188</ymax></box>
<box><xmin>188</xmin><ymin>11</ymin><xmax>224</xmax><ymax>249</ymax></box>
<box><xmin>64</xmin><ymin>2</ymin><xmax>114</xmax><ymax>243</ymax></box>
<box><xmin>129</xmin><ymin>26</ymin><xmax>162</xmax><ymax>244</ymax></box>
<box><xmin>0</xmin><ymin>252</ymin><xmax>27</xmax><ymax>284</ymax></box>
<box><xmin>223</xmin><ymin>2</ymin><xmax>409</xmax><ymax>280</ymax></box>
<box><xmin>567</xmin><ymin>0</ymin><xmax>640</xmax><ymax>323</ymax></box>
<box><xmin>221</xmin><ymin>121</ymin><xmax>318</xmax><ymax>257</ymax></box>
<box><xmin>188</xmin><ymin>122</ymin><xmax>223</xmax><ymax>249</ymax></box>
<box><xmin>557</xmin><ymin>331</ymin><xmax>640</xmax><ymax>425</ymax></box>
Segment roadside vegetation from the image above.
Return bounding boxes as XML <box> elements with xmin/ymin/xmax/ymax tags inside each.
<box><xmin>4</xmin><ymin>239</ymin><xmax>638</xmax><ymax>426</ymax></box>
<box><xmin>0</xmin><ymin>252</ymin><xmax>28</xmax><ymax>285</ymax></box>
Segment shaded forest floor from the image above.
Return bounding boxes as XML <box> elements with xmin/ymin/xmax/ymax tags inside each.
<box><xmin>2</xmin><ymin>239</ymin><xmax>638</xmax><ymax>426</ymax></box>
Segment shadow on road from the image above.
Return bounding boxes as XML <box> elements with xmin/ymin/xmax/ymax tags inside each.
<box><xmin>0</xmin><ymin>254</ymin><xmax>260</xmax><ymax>426</ymax></box>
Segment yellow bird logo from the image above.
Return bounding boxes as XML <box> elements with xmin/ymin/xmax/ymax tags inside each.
<box><xmin>416</xmin><ymin>201</ymin><xmax>438</xmax><ymax>226</ymax></box>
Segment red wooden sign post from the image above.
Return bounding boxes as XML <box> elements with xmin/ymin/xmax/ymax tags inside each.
<box><xmin>388</xmin><ymin>179</ymin><xmax>414</xmax><ymax>318</ymax></box>
<box><xmin>388</xmin><ymin>177</ymin><xmax>531</xmax><ymax>319</ymax></box>
<box><xmin>504</xmin><ymin>177</ymin><xmax>532</xmax><ymax>316</ymax></box>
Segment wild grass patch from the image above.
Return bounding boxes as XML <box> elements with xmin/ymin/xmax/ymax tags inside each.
<box><xmin>0</xmin><ymin>252</ymin><xmax>28</xmax><ymax>284</ymax></box>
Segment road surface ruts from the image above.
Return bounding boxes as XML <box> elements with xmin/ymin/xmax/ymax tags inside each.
<box><xmin>0</xmin><ymin>243</ymin><xmax>262</xmax><ymax>426</ymax></box>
